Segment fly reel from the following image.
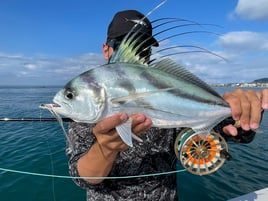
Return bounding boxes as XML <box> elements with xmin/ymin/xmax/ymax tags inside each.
<box><xmin>174</xmin><ymin>128</ymin><xmax>230</xmax><ymax>176</ymax></box>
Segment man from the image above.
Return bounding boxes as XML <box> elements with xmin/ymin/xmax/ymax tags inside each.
<box><xmin>67</xmin><ymin>10</ymin><xmax>268</xmax><ymax>201</ymax></box>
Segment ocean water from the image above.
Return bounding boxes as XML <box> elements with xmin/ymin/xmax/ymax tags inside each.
<box><xmin>0</xmin><ymin>86</ymin><xmax>267</xmax><ymax>201</ymax></box>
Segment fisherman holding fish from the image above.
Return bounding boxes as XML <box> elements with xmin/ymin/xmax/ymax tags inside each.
<box><xmin>64</xmin><ymin>10</ymin><xmax>268</xmax><ymax>201</ymax></box>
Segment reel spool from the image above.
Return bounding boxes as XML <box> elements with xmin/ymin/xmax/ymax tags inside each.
<box><xmin>174</xmin><ymin>128</ymin><xmax>229</xmax><ymax>176</ymax></box>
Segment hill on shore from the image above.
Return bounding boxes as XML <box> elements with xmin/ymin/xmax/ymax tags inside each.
<box><xmin>252</xmin><ymin>78</ymin><xmax>268</xmax><ymax>83</ymax></box>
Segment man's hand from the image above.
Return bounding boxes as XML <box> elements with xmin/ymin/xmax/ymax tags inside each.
<box><xmin>93</xmin><ymin>113</ymin><xmax>152</xmax><ymax>152</ymax></box>
<box><xmin>223</xmin><ymin>88</ymin><xmax>268</xmax><ymax>136</ymax></box>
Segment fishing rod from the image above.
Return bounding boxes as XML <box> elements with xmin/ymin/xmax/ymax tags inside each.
<box><xmin>0</xmin><ymin>117</ymin><xmax>73</xmax><ymax>122</ymax></box>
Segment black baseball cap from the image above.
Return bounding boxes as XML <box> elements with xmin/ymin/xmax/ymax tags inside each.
<box><xmin>107</xmin><ymin>10</ymin><xmax>159</xmax><ymax>47</ymax></box>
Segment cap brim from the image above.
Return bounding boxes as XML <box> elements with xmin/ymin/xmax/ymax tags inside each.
<box><xmin>150</xmin><ymin>37</ymin><xmax>159</xmax><ymax>47</ymax></box>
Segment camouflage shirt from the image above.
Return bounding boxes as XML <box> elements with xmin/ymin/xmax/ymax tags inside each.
<box><xmin>66</xmin><ymin>120</ymin><xmax>256</xmax><ymax>201</ymax></box>
<box><xmin>67</xmin><ymin>122</ymin><xmax>178</xmax><ymax>201</ymax></box>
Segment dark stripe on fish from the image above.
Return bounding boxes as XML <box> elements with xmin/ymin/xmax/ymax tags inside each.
<box><xmin>140</xmin><ymin>70</ymin><xmax>228</xmax><ymax>107</ymax></box>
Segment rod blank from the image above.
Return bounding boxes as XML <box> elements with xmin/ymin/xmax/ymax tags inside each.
<box><xmin>0</xmin><ymin>118</ymin><xmax>73</xmax><ymax>122</ymax></box>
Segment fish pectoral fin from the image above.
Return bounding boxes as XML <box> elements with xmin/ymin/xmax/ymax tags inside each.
<box><xmin>111</xmin><ymin>88</ymin><xmax>176</xmax><ymax>104</ymax></box>
<box><xmin>116</xmin><ymin>119</ymin><xmax>133</xmax><ymax>147</ymax></box>
<box><xmin>115</xmin><ymin>119</ymin><xmax>143</xmax><ymax>147</ymax></box>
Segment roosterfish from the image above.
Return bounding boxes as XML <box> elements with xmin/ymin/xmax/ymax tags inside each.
<box><xmin>40</xmin><ymin>17</ymin><xmax>233</xmax><ymax>175</ymax></box>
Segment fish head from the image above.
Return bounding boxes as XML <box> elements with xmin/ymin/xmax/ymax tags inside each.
<box><xmin>52</xmin><ymin>76</ymin><xmax>106</xmax><ymax>123</ymax></box>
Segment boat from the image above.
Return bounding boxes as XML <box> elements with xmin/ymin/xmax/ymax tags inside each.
<box><xmin>227</xmin><ymin>187</ymin><xmax>268</xmax><ymax>201</ymax></box>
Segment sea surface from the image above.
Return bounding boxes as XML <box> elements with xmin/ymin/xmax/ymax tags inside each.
<box><xmin>0</xmin><ymin>86</ymin><xmax>267</xmax><ymax>201</ymax></box>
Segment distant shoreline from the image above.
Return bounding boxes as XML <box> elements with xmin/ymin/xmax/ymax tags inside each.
<box><xmin>211</xmin><ymin>83</ymin><xmax>268</xmax><ymax>88</ymax></box>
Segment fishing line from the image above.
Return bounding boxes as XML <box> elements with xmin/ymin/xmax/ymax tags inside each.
<box><xmin>1</xmin><ymin>114</ymin><xmax>67</xmax><ymax>200</ymax></box>
<box><xmin>39</xmin><ymin>108</ymin><xmax>58</xmax><ymax>200</ymax></box>
<box><xmin>1</xmin><ymin>115</ymin><xmax>187</xmax><ymax>179</ymax></box>
<box><xmin>43</xmin><ymin>128</ymin><xmax>57</xmax><ymax>201</ymax></box>
<box><xmin>0</xmin><ymin>167</ymin><xmax>186</xmax><ymax>179</ymax></box>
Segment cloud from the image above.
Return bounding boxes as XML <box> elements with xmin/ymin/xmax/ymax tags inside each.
<box><xmin>157</xmin><ymin>30</ymin><xmax>268</xmax><ymax>84</ymax></box>
<box><xmin>232</xmin><ymin>0</ymin><xmax>268</xmax><ymax>20</ymax></box>
<box><xmin>1</xmin><ymin>29</ymin><xmax>268</xmax><ymax>86</ymax></box>
<box><xmin>216</xmin><ymin>31</ymin><xmax>268</xmax><ymax>53</ymax></box>
<box><xmin>0</xmin><ymin>52</ymin><xmax>104</xmax><ymax>86</ymax></box>
<box><xmin>24</xmin><ymin>63</ymin><xmax>37</xmax><ymax>70</ymax></box>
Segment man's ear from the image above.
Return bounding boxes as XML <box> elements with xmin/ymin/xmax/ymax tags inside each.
<box><xmin>102</xmin><ymin>43</ymin><xmax>112</xmax><ymax>60</ymax></box>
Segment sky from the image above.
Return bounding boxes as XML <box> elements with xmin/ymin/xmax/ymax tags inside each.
<box><xmin>0</xmin><ymin>0</ymin><xmax>268</xmax><ymax>86</ymax></box>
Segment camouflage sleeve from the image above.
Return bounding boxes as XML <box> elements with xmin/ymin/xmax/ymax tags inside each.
<box><xmin>66</xmin><ymin>125</ymin><xmax>178</xmax><ymax>200</ymax></box>
<box><xmin>66</xmin><ymin>122</ymin><xmax>105</xmax><ymax>189</ymax></box>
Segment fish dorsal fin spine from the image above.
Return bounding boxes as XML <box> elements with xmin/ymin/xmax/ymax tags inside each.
<box><xmin>108</xmin><ymin>1</ymin><xmax>168</xmax><ymax>65</ymax></box>
<box><xmin>109</xmin><ymin>30</ymin><xmax>148</xmax><ymax>65</ymax></box>
<box><xmin>153</xmin><ymin>58</ymin><xmax>222</xmax><ymax>98</ymax></box>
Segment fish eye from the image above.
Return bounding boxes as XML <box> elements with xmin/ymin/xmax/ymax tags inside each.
<box><xmin>65</xmin><ymin>90</ymin><xmax>75</xmax><ymax>100</ymax></box>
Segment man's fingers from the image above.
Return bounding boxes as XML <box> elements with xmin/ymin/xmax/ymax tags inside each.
<box><xmin>245</xmin><ymin>90</ymin><xmax>262</xmax><ymax>130</ymax></box>
<box><xmin>130</xmin><ymin>113</ymin><xmax>146</xmax><ymax>127</ymax></box>
<box><xmin>262</xmin><ymin>89</ymin><xmax>268</xmax><ymax>109</ymax></box>
<box><xmin>132</xmin><ymin>119</ymin><xmax>152</xmax><ymax>135</ymax></box>
<box><xmin>223</xmin><ymin>89</ymin><xmax>263</xmax><ymax>131</ymax></box>
<box><xmin>223</xmin><ymin>89</ymin><xmax>244</xmax><ymax>120</ymax></box>
<box><xmin>94</xmin><ymin>113</ymin><xmax>128</xmax><ymax>134</ymax></box>
<box><xmin>223</xmin><ymin>89</ymin><xmax>250</xmax><ymax>130</ymax></box>
<box><xmin>223</xmin><ymin>124</ymin><xmax>238</xmax><ymax>136</ymax></box>
<box><xmin>130</xmin><ymin>113</ymin><xmax>152</xmax><ymax>135</ymax></box>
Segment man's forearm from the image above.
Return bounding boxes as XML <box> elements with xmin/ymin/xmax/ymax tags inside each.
<box><xmin>77</xmin><ymin>142</ymin><xmax>119</xmax><ymax>184</ymax></box>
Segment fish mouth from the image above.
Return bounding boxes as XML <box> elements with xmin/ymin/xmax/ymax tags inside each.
<box><xmin>39</xmin><ymin>103</ymin><xmax>61</xmax><ymax>109</ymax></box>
